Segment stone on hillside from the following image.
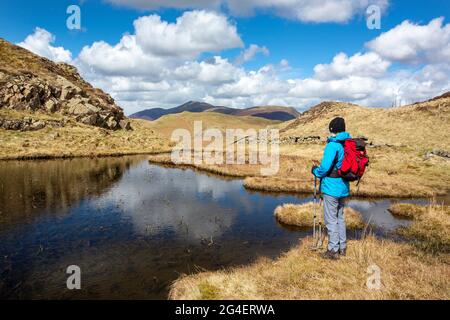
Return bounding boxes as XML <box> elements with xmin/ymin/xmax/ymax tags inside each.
<box><xmin>77</xmin><ymin>113</ymin><xmax>99</xmax><ymax>126</ymax></box>
<box><xmin>105</xmin><ymin>116</ymin><xmax>118</xmax><ymax>130</ymax></box>
<box><xmin>119</xmin><ymin>119</ymin><xmax>132</xmax><ymax>130</ymax></box>
<box><xmin>44</xmin><ymin>98</ymin><xmax>58</xmax><ymax>112</ymax></box>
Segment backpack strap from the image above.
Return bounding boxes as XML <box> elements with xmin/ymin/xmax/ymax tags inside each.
<box><xmin>327</xmin><ymin>150</ymin><xmax>340</xmax><ymax>177</ymax></box>
<box><xmin>326</xmin><ymin>140</ymin><xmax>344</xmax><ymax>178</ymax></box>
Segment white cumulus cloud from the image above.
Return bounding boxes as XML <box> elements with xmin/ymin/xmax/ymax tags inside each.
<box><xmin>17</xmin><ymin>27</ymin><xmax>72</xmax><ymax>63</ymax></box>
<box><xmin>366</xmin><ymin>17</ymin><xmax>450</xmax><ymax>64</ymax></box>
<box><xmin>134</xmin><ymin>10</ymin><xmax>243</xmax><ymax>58</ymax></box>
<box><xmin>235</xmin><ymin>44</ymin><xmax>269</xmax><ymax>64</ymax></box>
<box><xmin>16</xmin><ymin>14</ymin><xmax>450</xmax><ymax>115</ymax></box>
<box><xmin>106</xmin><ymin>0</ymin><xmax>389</xmax><ymax>23</ymax></box>
<box><xmin>314</xmin><ymin>52</ymin><xmax>391</xmax><ymax>81</ymax></box>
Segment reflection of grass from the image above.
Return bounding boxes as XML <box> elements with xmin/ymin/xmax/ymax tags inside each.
<box><xmin>275</xmin><ymin>202</ymin><xmax>365</xmax><ymax>229</ymax></box>
<box><xmin>170</xmin><ymin>236</ymin><xmax>450</xmax><ymax>300</ymax></box>
<box><xmin>396</xmin><ymin>203</ymin><xmax>450</xmax><ymax>254</ymax></box>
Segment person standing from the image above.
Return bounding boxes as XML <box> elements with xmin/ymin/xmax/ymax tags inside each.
<box><xmin>311</xmin><ymin>117</ymin><xmax>350</xmax><ymax>259</ymax></box>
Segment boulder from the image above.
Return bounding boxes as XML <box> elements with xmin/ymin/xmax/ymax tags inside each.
<box><xmin>119</xmin><ymin>120</ymin><xmax>132</xmax><ymax>130</ymax></box>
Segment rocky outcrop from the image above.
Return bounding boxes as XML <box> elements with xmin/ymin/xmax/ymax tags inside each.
<box><xmin>425</xmin><ymin>149</ymin><xmax>450</xmax><ymax>160</ymax></box>
<box><xmin>0</xmin><ymin>71</ymin><xmax>131</xmax><ymax>130</ymax></box>
<box><xmin>0</xmin><ymin>116</ymin><xmax>66</xmax><ymax>131</ymax></box>
<box><xmin>281</xmin><ymin>135</ymin><xmax>322</xmax><ymax>144</ymax></box>
<box><xmin>0</xmin><ymin>38</ymin><xmax>131</xmax><ymax>131</ymax></box>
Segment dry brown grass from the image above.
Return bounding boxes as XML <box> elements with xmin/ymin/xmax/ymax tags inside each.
<box><xmin>147</xmin><ymin>142</ymin><xmax>449</xmax><ymax>198</ymax></box>
<box><xmin>388</xmin><ymin>203</ymin><xmax>426</xmax><ymax>219</ymax></box>
<box><xmin>169</xmin><ymin>236</ymin><xmax>450</xmax><ymax>300</ymax></box>
<box><xmin>2</xmin><ymin>98</ymin><xmax>449</xmax><ymax>199</ymax></box>
<box><xmin>396</xmin><ymin>203</ymin><xmax>450</xmax><ymax>254</ymax></box>
<box><xmin>243</xmin><ymin>144</ymin><xmax>450</xmax><ymax>198</ymax></box>
<box><xmin>148</xmin><ymin>152</ymin><xmax>262</xmax><ymax>177</ymax></box>
<box><xmin>279</xmin><ymin>100</ymin><xmax>450</xmax><ymax>151</ymax></box>
<box><xmin>274</xmin><ymin>202</ymin><xmax>365</xmax><ymax>229</ymax></box>
<box><xmin>0</xmin><ymin>109</ymin><xmax>171</xmax><ymax>159</ymax></box>
<box><xmin>145</xmin><ymin>111</ymin><xmax>278</xmax><ymax>140</ymax></box>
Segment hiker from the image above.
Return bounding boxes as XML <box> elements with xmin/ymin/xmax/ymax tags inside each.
<box><xmin>311</xmin><ymin>117</ymin><xmax>350</xmax><ymax>260</ymax></box>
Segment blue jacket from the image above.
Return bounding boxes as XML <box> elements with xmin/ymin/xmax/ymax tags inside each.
<box><xmin>313</xmin><ymin>132</ymin><xmax>351</xmax><ymax>198</ymax></box>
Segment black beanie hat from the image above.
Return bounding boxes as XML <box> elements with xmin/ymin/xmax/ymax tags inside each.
<box><xmin>329</xmin><ymin>117</ymin><xmax>346</xmax><ymax>134</ymax></box>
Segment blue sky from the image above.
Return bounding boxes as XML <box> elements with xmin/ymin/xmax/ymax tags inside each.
<box><xmin>1</xmin><ymin>0</ymin><xmax>449</xmax><ymax>114</ymax></box>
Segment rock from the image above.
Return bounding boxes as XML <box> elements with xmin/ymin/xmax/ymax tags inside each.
<box><xmin>119</xmin><ymin>120</ymin><xmax>132</xmax><ymax>130</ymax></box>
<box><xmin>60</xmin><ymin>86</ymin><xmax>76</xmax><ymax>100</ymax></box>
<box><xmin>77</xmin><ymin>114</ymin><xmax>99</xmax><ymax>126</ymax></box>
<box><xmin>425</xmin><ymin>149</ymin><xmax>450</xmax><ymax>160</ymax></box>
<box><xmin>29</xmin><ymin>120</ymin><xmax>46</xmax><ymax>131</ymax></box>
<box><xmin>0</xmin><ymin>38</ymin><xmax>128</xmax><ymax>130</ymax></box>
<box><xmin>44</xmin><ymin>98</ymin><xmax>58</xmax><ymax>112</ymax></box>
<box><xmin>105</xmin><ymin>116</ymin><xmax>118</xmax><ymax>130</ymax></box>
<box><xmin>48</xmin><ymin>132</ymin><xmax>60</xmax><ymax>139</ymax></box>
<box><xmin>0</xmin><ymin>116</ymin><xmax>66</xmax><ymax>131</ymax></box>
<box><xmin>281</xmin><ymin>135</ymin><xmax>322</xmax><ymax>144</ymax></box>
<box><xmin>66</xmin><ymin>99</ymin><xmax>99</xmax><ymax>115</ymax></box>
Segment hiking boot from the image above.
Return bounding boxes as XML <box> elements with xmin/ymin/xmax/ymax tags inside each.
<box><xmin>321</xmin><ymin>250</ymin><xmax>339</xmax><ymax>260</ymax></box>
<box><xmin>339</xmin><ymin>248</ymin><xmax>347</xmax><ymax>256</ymax></box>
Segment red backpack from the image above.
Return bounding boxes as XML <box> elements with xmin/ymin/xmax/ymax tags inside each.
<box><xmin>329</xmin><ymin>138</ymin><xmax>369</xmax><ymax>183</ymax></box>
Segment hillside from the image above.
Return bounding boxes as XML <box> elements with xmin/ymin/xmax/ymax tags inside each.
<box><xmin>0</xmin><ymin>38</ymin><xmax>129</xmax><ymax>130</ymax></box>
<box><xmin>130</xmin><ymin>101</ymin><xmax>215</xmax><ymax>121</ymax></box>
<box><xmin>131</xmin><ymin>102</ymin><xmax>300</xmax><ymax>122</ymax></box>
<box><xmin>279</xmin><ymin>96</ymin><xmax>450</xmax><ymax>150</ymax></box>
<box><xmin>145</xmin><ymin>111</ymin><xmax>279</xmax><ymax>139</ymax></box>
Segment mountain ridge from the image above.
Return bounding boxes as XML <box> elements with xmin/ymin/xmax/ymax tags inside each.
<box><xmin>130</xmin><ymin>101</ymin><xmax>300</xmax><ymax>121</ymax></box>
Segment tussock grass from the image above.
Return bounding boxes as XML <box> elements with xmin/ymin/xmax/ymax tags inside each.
<box><xmin>170</xmin><ymin>236</ymin><xmax>450</xmax><ymax>300</ymax></box>
<box><xmin>274</xmin><ymin>202</ymin><xmax>365</xmax><ymax>229</ymax></box>
<box><xmin>396</xmin><ymin>203</ymin><xmax>450</xmax><ymax>254</ymax></box>
<box><xmin>388</xmin><ymin>203</ymin><xmax>426</xmax><ymax>219</ymax></box>
<box><xmin>243</xmin><ymin>145</ymin><xmax>449</xmax><ymax>198</ymax></box>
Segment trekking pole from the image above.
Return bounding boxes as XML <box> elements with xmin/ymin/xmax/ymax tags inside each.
<box><xmin>311</xmin><ymin>175</ymin><xmax>318</xmax><ymax>249</ymax></box>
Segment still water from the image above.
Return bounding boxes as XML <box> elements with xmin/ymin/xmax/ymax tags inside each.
<box><xmin>0</xmin><ymin>156</ymin><xmax>418</xmax><ymax>299</ymax></box>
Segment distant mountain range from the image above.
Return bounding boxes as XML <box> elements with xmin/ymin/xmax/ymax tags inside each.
<box><xmin>130</xmin><ymin>101</ymin><xmax>300</xmax><ymax>122</ymax></box>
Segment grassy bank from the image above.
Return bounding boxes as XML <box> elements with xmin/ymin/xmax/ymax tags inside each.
<box><xmin>0</xmin><ymin>109</ymin><xmax>172</xmax><ymax>160</ymax></box>
<box><xmin>169</xmin><ymin>236</ymin><xmax>450</xmax><ymax>300</ymax></box>
<box><xmin>2</xmin><ymin>105</ymin><xmax>449</xmax><ymax>198</ymax></box>
<box><xmin>170</xmin><ymin>202</ymin><xmax>450</xmax><ymax>300</ymax></box>
<box><xmin>394</xmin><ymin>203</ymin><xmax>450</xmax><ymax>254</ymax></box>
<box><xmin>148</xmin><ymin>143</ymin><xmax>449</xmax><ymax>198</ymax></box>
<box><xmin>274</xmin><ymin>202</ymin><xmax>365</xmax><ymax>229</ymax></box>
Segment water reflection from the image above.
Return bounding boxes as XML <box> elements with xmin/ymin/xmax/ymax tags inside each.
<box><xmin>0</xmin><ymin>157</ymin><xmax>143</xmax><ymax>226</ymax></box>
<box><xmin>0</xmin><ymin>157</ymin><xmax>309</xmax><ymax>299</ymax></box>
<box><xmin>94</xmin><ymin>163</ymin><xmax>239</xmax><ymax>240</ymax></box>
<box><xmin>0</xmin><ymin>156</ymin><xmax>430</xmax><ymax>299</ymax></box>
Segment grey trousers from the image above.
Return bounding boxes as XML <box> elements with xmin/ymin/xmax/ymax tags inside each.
<box><xmin>323</xmin><ymin>194</ymin><xmax>346</xmax><ymax>252</ymax></box>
